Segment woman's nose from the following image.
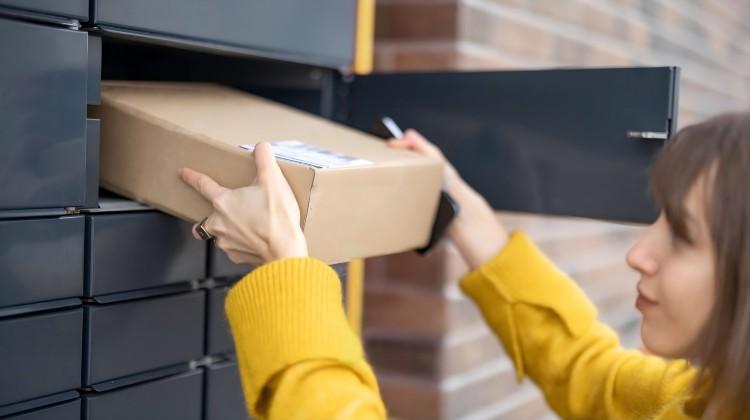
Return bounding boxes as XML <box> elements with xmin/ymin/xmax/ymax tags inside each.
<box><xmin>626</xmin><ymin>234</ymin><xmax>659</xmax><ymax>275</ymax></box>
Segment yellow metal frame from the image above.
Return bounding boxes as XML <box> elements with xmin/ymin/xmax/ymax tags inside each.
<box><xmin>353</xmin><ymin>0</ymin><xmax>375</xmax><ymax>75</ymax></box>
<box><xmin>346</xmin><ymin>0</ymin><xmax>375</xmax><ymax>336</ymax></box>
<box><xmin>346</xmin><ymin>258</ymin><xmax>365</xmax><ymax>336</ymax></box>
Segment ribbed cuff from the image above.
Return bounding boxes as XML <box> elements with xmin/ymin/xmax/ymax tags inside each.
<box><xmin>225</xmin><ymin>257</ymin><xmax>364</xmax><ymax>413</ymax></box>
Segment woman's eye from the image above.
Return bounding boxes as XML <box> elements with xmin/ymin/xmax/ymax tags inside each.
<box><xmin>669</xmin><ymin>230</ymin><xmax>692</xmax><ymax>250</ymax></box>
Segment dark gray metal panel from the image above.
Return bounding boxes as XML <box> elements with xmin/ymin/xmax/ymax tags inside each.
<box><xmin>86</xmin><ymin>212</ymin><xmax>206</xmax><ymax>297</ymax></box>
<box><xmin>205</xmin><ymin>361</ymin><xmax>248</xmax><ymax>420</ymax></box>
<box><xmin>92</xmin><ymin>0</ymin><xmax>355</xmax><ymax>68</ymax></box>
<box><xmin>84</xmin><ymin>194</ymin><xmax>150</xmax><ymax>213</ymax></box>
<box><xmin>331</xmin><ymin>263</ymin><xmax>348</xmax><ymax>284</ymax></box>
<box><xmin>0</xmin><ymin>299</ymin><xmax>81</xmax><ymax>319</ymax></box>
<box><xmin>84</xmin><ymin>119</ymin><xmax>100</xmax><ymax>209</ymax></box>
<box><xmin>341</xmin><ymin>67</ymin><xmax>679</xmax><ymax>224</ymax></box>
<box><xmin>83</xmin><ymin>369</ymin><xmax>202</xmax><ymax>420</ymax></box>
<box><xmin>100</xmin><ymin>39</ymin><xmax>328</xmax><ymax>116</ymax></box>
<box><xmin>0</xmin><ymin>392</ymin><xmax>79</xmax><ymax>419</ymax></box>
<box><xmin>87</xmin><ymin>34</ymin><xmax>102</xmax><ymax>105</ymax></box>
<box><xmin>5</xmin><ymin>398</ymin><xmax>81</xmax><ymax>420</ymax></box>
<box><xmin>0</xmin><ymin>17</ymin><xmax>89</xmax><ymax>210</ymax></box>
<box><xmin>0</xmin><ymin>209</ymin><xmax>67</xmax><ymax>220</ymax></box>
<box><xmin>0</xmin><ymin>217</ymin><xmax>84</xmax><ymax>309</ymax></box>
<box><xmin>208</xmin><ymin>244</ymin><xmax>252</xmax><ymax>280</ymax></box>
<box><xmin>84</xmin><ymin>291</ymin><xmax>205</xmax><ymax>385</ymax></box>
<box><xmin>0</xmin><ymin>309</ymin><xmax>82</xmax><ymax>406</ymax></box>
<box><xmin>207</xmin><ymin>287</ymin><xmax>234</xmax><ymax>355</ymax></box>
<box><xmin>0</xmin><ymin>0</ymin><xmax>88</xmax><ymax>20</ymax></box>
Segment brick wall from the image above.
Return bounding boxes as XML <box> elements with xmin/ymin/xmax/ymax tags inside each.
<box><xmin>364</xmin><ymin>1</ymin><xmax>750</xmax><ymax>419</ymax></box>
<box><xmin>374</xmin><ymin>0</ymin><xmax>750</xmax><ymax>126</ymax></box>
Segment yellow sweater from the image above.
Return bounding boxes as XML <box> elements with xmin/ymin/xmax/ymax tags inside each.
<box><xmin>225</xmin><ymin>232</ymin><xmax>704</xmax><ymax>419</ymax></box>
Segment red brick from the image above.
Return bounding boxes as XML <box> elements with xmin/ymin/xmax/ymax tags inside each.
<box><xmin>365</xmin><ymin>328</ymin><xmax>505</xmax><ymax>379</ymax></box>
<box><xmin>375</xmin><ymin>2</ymin><xmax>458</xmax><ymax>41</ymax></box>
<box><xmin>376</xmin><ymin>359</ymin><xmax>529</xmax><ymax>420</ymax></box>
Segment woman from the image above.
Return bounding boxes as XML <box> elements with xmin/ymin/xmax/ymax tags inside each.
<box><xmin>179</xmin><ymin>112</ymin><xmax>750</xmax><ymax>419</ymax></box>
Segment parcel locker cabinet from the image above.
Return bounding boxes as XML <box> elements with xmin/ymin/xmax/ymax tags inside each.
<box><xmin>3</xmin><ymin>398</ymin><xmax>80</xmax><ymax>420</ymax></box>
<box><xmin>338</xmin><ymin>67</ymin><xmax>679</xmax><ymax>224</ymax></box>
<box><xmin>0</xmin><ymin>17</ymin><xmax>100</xmax><ymax>212</ymax></box>
<box><xmin>206</xmin><ymin>287</ymin><xmax>234</xmax><ymax>355</ymax></box>
<box><xmin>91</xmin><ymin>0</ymin><xmax>356</xmax><ymax>68</ymax></box>
<box><xmin>0</xmin><ymin>0</ymin><xmax>88</xmax><ymax>20</ymax></box>
<box><xmin>0</xmin><ymin>216</ymin><xmax>83</xmax><ymax>311</ymax></box>
<box><xmin>85</xmin><ymin>211</ymin><xmax>206</xmax><ymax>299</ymax></box>
<box><xmin>83</xmin><ymin>369</ymin><xmax>203</xmax><ymax>420</ymax></box>
<box><xmin>205</xmin><ymin>361</ymin><xmax>248</xmax><ymax>420</ymax></box>
<box><xmin>83</xmin><ymin>291</ymin><xmax>205</xmax><ymax>387</ymax></box>
<box><xmin>0</xmin><ymin>309</ymin><xmax>82</xmax><ymax>407</ymax></box>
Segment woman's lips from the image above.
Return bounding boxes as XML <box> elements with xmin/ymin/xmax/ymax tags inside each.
<box><xmin>635</xmin><ymin>290</ymin><xmax>658</xmax><ymax>312</ymax></box>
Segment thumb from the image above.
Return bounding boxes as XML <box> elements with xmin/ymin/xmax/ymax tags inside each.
<box><xmin>253</xmin><ymin>142</ymin><xmax>284</xmax><ymax>184</ymax></box>
<box><xmin>402</xmin><ymin>129</ymin><xmax>432</xmax><ymax>152</ymax></box>
<box><xmin>388</xmin><ymin>129</ymin><xmax>444</xmax><ymax>160</ymax></box>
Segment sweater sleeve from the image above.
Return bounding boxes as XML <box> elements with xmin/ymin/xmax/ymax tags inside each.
<box><xmin>224</xmin><ymin>257</ymin><xmax>386</xmax><ymax>420</ymax></box>
<box><xmin>459</xmin><ymin>232</ymin><xmax>697</xmax><ymax>419</ymax></box>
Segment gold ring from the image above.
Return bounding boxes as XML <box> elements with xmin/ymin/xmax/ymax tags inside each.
<box><xmin>196</xmin><ymin>217</ymin><xmax>214</xmax><ymax>241</ymax></box>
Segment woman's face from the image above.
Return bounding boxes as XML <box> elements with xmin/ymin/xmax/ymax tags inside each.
<box><xmin>626</xmin><ymin>179</ymin><xmax>716</xmax><ymax>358</ymax></box>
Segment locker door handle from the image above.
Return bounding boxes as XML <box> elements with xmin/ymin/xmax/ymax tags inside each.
<box><xmin>627</xmin><ymin>131</ymin><xmax>669</xmax><ymax>140</ymax></box>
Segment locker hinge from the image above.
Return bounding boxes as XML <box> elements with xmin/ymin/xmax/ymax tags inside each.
<box><xmin>332</xmin><ymin>72</ymin><xmax>354</xmax><ymax>124</ymax></box>
<box><xmin>190</xmin><ymin>355</ymin><xmax>224</xmax><ymax>369</ymax></box>
<box><xmin>197</xmin><ymin>278</ymin><xmax>219</xmax><ymax>289</ymax></box>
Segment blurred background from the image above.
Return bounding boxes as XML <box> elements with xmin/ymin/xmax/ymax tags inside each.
<box><xmin>363</xmin><ymin>1</ymin><xmax>750</xmax><ymax>418</ymax></box>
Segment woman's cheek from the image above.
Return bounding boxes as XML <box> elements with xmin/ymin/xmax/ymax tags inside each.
<box><xmin>645</xmin><ymin>264</ymin><xmax>714</xmax><ymax>358</ymax></box>
<box><xmin>672</xmin><ymin>257</ymin><xmax>715</xmax><ymax>350</ymax></box>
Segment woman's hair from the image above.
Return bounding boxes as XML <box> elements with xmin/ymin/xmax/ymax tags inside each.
<box><xmin>651</xmin><ymin>112</ymin><xmax>750</xmax><ymax>418</ymax></box>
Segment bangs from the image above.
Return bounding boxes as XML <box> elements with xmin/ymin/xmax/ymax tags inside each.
<box><xmin>650</xmin><ymin>118</ymin><xmax>724</xmax><ymax>241</ymax></box>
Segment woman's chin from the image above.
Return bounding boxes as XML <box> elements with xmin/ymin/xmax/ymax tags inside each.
<box><xmin>640</xmin><ymin>321</ymin><xmax>687</xmax><ymax>359</ymax></box>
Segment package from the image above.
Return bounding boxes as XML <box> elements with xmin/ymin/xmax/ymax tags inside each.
<box><xmin>93</xmin><ymin>81</ymin><xmax>443</xmax><ymax>264</ymax></box>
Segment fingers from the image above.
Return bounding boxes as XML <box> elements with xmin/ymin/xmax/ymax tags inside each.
<box><xmin>192</xmin><ymin>221</ymin><xmax>262</xmax><ymax>265</ymax></box>
<box><xmin>253</xmin><ymin>142</ymin><xmax>284</xmax><ymax>184</ymax></box>
<box><xmin>225</xmin><ymin>250</ymin><xmax>262</xmax><ymax>266</ymax></box>
<box><xmin>191</xmin><ymin>214</ymin><xmax>219</xmax><ymax>240</ymax></box>
<box><xmin>402</xmin><ymin>129</ymin><xmax>433</xmax><ymax>151</ymax></box>
<box><xmin>191</xmin><ymin>224</ymin><xmax>201</xmax><ymax>240</ymax></box>
<box><xmin>216</xmin><ymin>238</ymin><xmax>263</xmax><ymax>266</ymax></box>
<box><xmin>386</xmin><ymin>138</ymin><xmax>412</xmax><ymax>149</ymax></box>
<box><xmin>388</xmin><ymin>129</ymin><xmax>424</xmax><ymax>148</ymax></box>
<box><xmin>386</xmin><ymin>129</ymin><xmax>443</xmax><ymax>160</ymax></box>
<box><xmin>179</xmin><ymin>168</ymin><xmax>228</xmax><ymax>202</ymax></box>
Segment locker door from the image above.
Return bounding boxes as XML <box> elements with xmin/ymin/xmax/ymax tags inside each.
<box><xmin>338</xmin><ymin>67</ymin><xmax>679</xmax><ymax>224</ymax></box>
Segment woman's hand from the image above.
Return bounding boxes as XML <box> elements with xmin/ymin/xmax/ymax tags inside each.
<box><xmin>179</xmin><ymin>142</ymin><xmax>308</xmax><ymax>266</ymax></box>
<box><xmin>387</xmin><ymin>129</ymin><xmax>463</xmax><ymax>197</ymax></box>
<box><xmin>387</xmin><ymin>130</ymin><xmax>509</xmax><ymax>270</ymax></box>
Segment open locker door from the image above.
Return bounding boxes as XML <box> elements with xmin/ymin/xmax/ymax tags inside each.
<box><xmin>336</xmin><ymin>67</ymin><xmax>679</xmax><ymax>224</ymax></box>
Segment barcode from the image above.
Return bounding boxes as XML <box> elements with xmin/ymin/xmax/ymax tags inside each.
<box><xmin>240</xmin><ymin>141</ymin><xmax>372</xmax><ymax>169</ymax></box>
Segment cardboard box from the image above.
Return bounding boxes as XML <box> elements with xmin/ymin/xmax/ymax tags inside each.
<box><xmin>94</xmin><ymin>81</ymin><xmax>443</xmax><ymax>264</ymax></box>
